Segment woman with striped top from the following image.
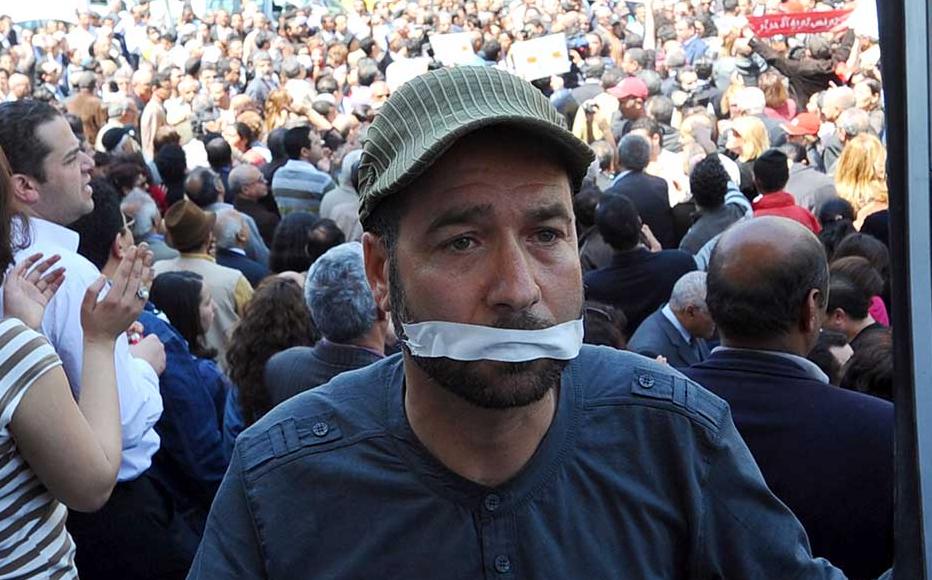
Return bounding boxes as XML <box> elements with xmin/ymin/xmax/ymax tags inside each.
<box><xmin>0</xmin><ymin>165</ymin><xmax>153</xmax><ymax>574</ymax></box>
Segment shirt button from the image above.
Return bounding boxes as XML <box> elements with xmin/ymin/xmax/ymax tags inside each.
<box><xmin>483</xmin><ymin>493</ymin><xmax>500</xmax><ymax>512</ymax></box>
<box><xmin>311</xmin><ymin>421</ymin><xmax>330</xmax><ymax>437</ymax></box>
<box><xmin>494</xmin><ymin>555</ymin><xmax>511</xmax><ymax>574</ymax></box>
<box><xmin>638</xmin><ymin>374</ymin><xmax>656</xmax><ymax>389</ymax></box>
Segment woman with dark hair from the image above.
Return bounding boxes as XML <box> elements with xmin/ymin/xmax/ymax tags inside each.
<box><xmin>150</xmin><ymin>271</ymin><xmax>217</xmax><ymax>360</ymax></box>
<box><xmin>225</xmin><ymin>276</ymin><xmax>319</xmax><ymax>431</ymax></box>
<box><xmin>269</xmin><ymin>212</ymin><xmax>320</xmax><ymax>273</ymax></box>
<box><xmin>147</xmin><ymin>270</ymin><xmax>234</xmax><ymax>530</ymax></box>
<box><xmin>107</xmin><ymin>161</ymin><xmax>147</xmax><ymax>196</ymax></box>
<box><xmin>841</xmin><ymin>328</ymin><xmax>893</xmax><ymax>401</ymax></box>
<box><xmin>817</xmin><ymin>198</ymin><xmax>856</xmax><ymax>260</ymax></box>
<box><xmin>834</xmin><ymin>232</ymin><xmax>892</xmax><ymax>325</ymax></box>
<box><xmin>583</xmin><ymin>301</ymin><xmax>628</xmax><ymax>349</ymax></box>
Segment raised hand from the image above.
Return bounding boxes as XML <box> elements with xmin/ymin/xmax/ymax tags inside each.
<box><xmin>81</xmin><ymin>245</ymin><xmax>154</xmax><ymax>343</ymax></box>
<box><xmin>3</xmin><ymin>253</ymin><xmax>66</xmax><ymax>330</ymax></box>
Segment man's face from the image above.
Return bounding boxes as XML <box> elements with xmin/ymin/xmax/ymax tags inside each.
<box><xmin>854</xmin><ymin>83</ymin><xmax>876</xmax><ymax>110</ymax></box>
<box><xmin>201</xmin><ymin>68</ymin><xmax>217</xmax><ymax>86</ymax></box>
<box><xmin>10</xmin><ymin>76</ymin><xmax>30</xmax><ymax>98</ymax></box>
<box><xmin>133</xmin><ymin>77</ymin><xmax>152</xmax><ymax>100</ymax></box>
<box><xmin>675</xmin><ymin>20</ymin><xmax>691</xmax><ymax>42</ymax></box>
<box><xmin>621</xmin><ymin>53</ymin><xmax>639</xmax><ymax>75</ymax></box>
<box><xmin>209</xmin><ymin>81</ymin><xmax>228</xmax><ymax>107</ymax></box>
<box><xmin>683</xmin><ymin>305</ymin><xmax>716</xmax><ymax>340</ymax></box>
<box><xmin>42</xmin><ymin>66</ymin><xmax>59</xmax><ymax>85</ymax></box>
<box><xmin>180</xmin><ymin>81</ymin><xmax>198</xmax><ymax>103</ymax></box>
<box><xmin>256</xmin><ymin>58</ymin><xmax>273</xmax><ymax>77</ymax></box>
<box><xmin>243</xmin><ymin>168</ymin><xmax>268</xmax><ymax>199</ymax></box>
<box><xmin>620</xmin><ymin>96</ymin><xmax>644</xmax><ymax>120</ymax></box>
<box><xmin>30</xmin><ymin>116</ymin><xmax>95</xmax><ymax>224</ymax></box>
<box><xmin>155</xmin><ymin>80</ymin><xmax>172</xmax><ymax>101</ymax></box>
<box><xmin>367</xmin><ymin>133</ymin><xmax>583</xmax><ymax>409</ymax></box>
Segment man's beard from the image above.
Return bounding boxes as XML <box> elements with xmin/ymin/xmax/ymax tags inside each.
<box><xmin>389</xmin><ymin>258</ymin><xmax>570</xmax><ymax>410</ymax></box>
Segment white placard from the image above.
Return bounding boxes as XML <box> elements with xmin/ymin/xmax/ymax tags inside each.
<box><xmin>429</xmin><ymin>32</ymin><xmax>476</xmax><ymax>66</ymax></box>
<box><xmin>508</xmin><ymin>33</ymin><xmax>571</xmax><ymax>81</ymax></box>
<box><xmin>6</xmin><ymin>0</ymin><xmax>85</xmax><ymax>23</ymax></box>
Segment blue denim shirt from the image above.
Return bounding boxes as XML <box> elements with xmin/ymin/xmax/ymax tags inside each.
<box><xmin>188</xmin><ymin>346</ymin><xmax>849</xmax><ymax>579</ymax></box>
<box><xmin>140</xmin><ymin>306</ymin><xmax>234</xmax><ymax>517</ymax></box>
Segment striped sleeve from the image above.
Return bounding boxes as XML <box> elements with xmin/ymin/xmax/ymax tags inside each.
<box><xmin>0</xmin><ymin>318</ymin><xmax>64</xmax><ymax>432</ymax></box>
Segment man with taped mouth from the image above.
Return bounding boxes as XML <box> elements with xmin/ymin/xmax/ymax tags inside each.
<box><xmin>189</xmin><ymin>67</ymin><xmax>860</xmax><ymax>579</ymax></box>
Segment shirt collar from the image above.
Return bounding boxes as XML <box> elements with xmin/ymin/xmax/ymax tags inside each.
<box><xmin>610</xmin><ymin>170</ymin><xmax>632</xmax><ymax>188</ymax></box>
<box><xmin>661</xmin><ymin>304</ymin><xmax>692</xmax><ymax>343</ymax></box>
<box><xmin>180</xmin><ymin>252</ymin><xmax>216</xmax><ymax>263</ymax></box>
<box><xmin>711</xmin><ymin>346</ymin><xmax>830</xmax><ymax>384</ymax></box>
<box><xmin>19</xmin><ymin>216</ymin><xmax>80</xmax><ymax>252</ymax></box>
<box><xmin>224</xmin><ymin>247</ymin><xmax>247</xmax><ymax>256</ymax></box>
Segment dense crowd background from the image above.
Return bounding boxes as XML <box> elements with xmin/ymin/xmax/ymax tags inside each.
<box><xmin>0</xmin><ymin>0</ymin><xmax>895</xmax><ymax>578</ymax></box>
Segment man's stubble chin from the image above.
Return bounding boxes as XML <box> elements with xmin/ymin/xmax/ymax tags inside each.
<box><xmin>410</xmin><ymin>355</ymin><xmax>566</xmax><ymax>409</ymax></box>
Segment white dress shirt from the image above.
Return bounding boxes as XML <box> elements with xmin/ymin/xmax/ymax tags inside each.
<box><xmin>4</xmin><ymin>218</ymin><xmax>162</xmax><ymax>481</ymax></box>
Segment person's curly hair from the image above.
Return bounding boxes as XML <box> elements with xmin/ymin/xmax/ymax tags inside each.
<box><xmin>226</xmin><ymin>276</ymin><xmax>319</xmax><ymax>426</ymax></box>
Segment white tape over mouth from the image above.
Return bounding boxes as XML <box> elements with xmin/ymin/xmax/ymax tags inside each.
<box><xmin>401</xmin><ymin>319</ymin><xmax>584</xmax><ymax>362</ymax></box>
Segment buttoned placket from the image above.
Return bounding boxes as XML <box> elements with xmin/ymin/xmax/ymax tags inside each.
<box><xmin>477</xmin><ymin>491</ymin><xmax>517</xmax><ymax>578</ymax></box>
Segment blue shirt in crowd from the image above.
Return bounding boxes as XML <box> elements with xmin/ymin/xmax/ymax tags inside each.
<box><xmin>188</xmin><ymin>346</ymin><xmax>851</xmax><ymax>579</ymax></box>
<box><xmin>139</xmin><ymin>305</ymin><xmax>234</xmax><ymax>530</ymax></box>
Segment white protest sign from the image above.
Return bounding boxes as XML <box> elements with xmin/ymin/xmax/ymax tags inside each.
<box><xmin>430</xmin><ymin>32</ymin><xmax>477</xmax><ymax>66</ymax></box>
<box><xmin>508</xmin><ymin>33</ymin><xmax>571</xmax><ymax>81</ymax></box>
<box><xmin>6</xmin><ymin>0</ymin><xmax>84</xmax><ymax>23</ymax></box>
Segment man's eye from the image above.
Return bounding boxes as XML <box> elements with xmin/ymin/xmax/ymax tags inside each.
<box><xmin>447</xmin><ymin>237</ymin><xmax>475</xmax><ymax>251</ymax></box>
<box><xmin>535</xmin><ymin>230</ymin><xmax>560</xmax><ymax>244</ymax></box>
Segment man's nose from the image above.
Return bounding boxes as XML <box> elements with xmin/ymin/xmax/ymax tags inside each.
<box><xmin>485</xmin><ymin>237</ymin><xmax>541</xmax><ymax>313</ymax></box>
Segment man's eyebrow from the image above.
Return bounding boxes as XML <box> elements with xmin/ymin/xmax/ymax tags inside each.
<box><xmin>62</xmin><ymin>145</ymin><xmax>81</xmax><ymax>161</ymax></box>
<box><xmin>425</xmin><ymin>204</ymin><xmax>493</xmax><ymax>235</ymax></box>
<box><xmin>526</xmin><ymin>202</ymin><xmax>572</xmax><ymax>223</ymax></box>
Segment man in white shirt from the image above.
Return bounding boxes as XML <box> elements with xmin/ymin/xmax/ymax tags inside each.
<box><xmin>0</xmin><ymin>100</ymin><xmax>199</xmax><ymax>579</ymax></box>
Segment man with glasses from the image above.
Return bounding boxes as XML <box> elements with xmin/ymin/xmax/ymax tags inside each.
<box><xmin>230</xmin><ymin>164</ymin><xmax>280</xmax><ymax>247</ymax></box>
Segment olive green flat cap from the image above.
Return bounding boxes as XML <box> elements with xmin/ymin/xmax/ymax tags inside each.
<box><xmin>357</xmin><ymin>66</ymin><xmax>595</xmax><ymax>224</ymax></box>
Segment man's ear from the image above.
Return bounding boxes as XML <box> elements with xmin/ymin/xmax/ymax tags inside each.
<box><xmin>802</xmin><ymin>288</ymin><xmax>825</xmax><ymax>334</ymax></box>
<box><xmin>9</xmin><ymin>173</ymin><xmax>40</xmax><ymax>207</ymax></box>
<box><xmin>362</xmin><ymin>231</ymin><xmax>392</xmax><ymax>315</ymax></box>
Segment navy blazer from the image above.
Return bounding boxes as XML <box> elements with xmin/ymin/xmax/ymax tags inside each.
<box><xmin>216</xmin><ymin>248</ymin><xmax>269</xmax><ymax>288</ymax></box>
<box><xmin>604</xmin><ymin>171</ymin><xmax>675</xmax><ymax>249</ymax></box>
<box><xmin>683</xmin><ymin>349</ymin><xmax>894</xmax><ymax>579</ymax></box>
<box><xmin>584</xmin><ymin>248</ymin><xmax>696</xmax><ymax>337</ymax></box>
<box><xmin>627</xmin><ymin>307</ymin><xmax>710</xmax><ymax>368</ymax></box>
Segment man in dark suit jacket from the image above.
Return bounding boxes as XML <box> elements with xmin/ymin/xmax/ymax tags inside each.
<box><xmin>264</xmin><ymin>242</ymin><xmax>388</xmax><ymax>406</ymax></box>
<box><xmin>681</xmin><ymin>217</ymin><xmax>893</xmax><ymax>580</ymax></box>
<box><xmin>604</xmin><ymin>133</ymin><xmax>675</xmax><ymax>248</ymax></box>
<box><xmin>213</xmin><ymin>208</ymin><xmax>269</xmax><ymax>287</ymax></box>
<box><xmin>584</xmin><ymin>194</ymin><xmax>696</xmax><ymax>336</ymax></box>
<box><xmin>627</xmin><ymin>271</ymin><xmax>713</xmax><ymax>367</ymax></box>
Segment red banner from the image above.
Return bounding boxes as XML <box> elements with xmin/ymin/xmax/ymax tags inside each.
<box><xmin>747</xmin><ymin>9</ymin><xmax>853</xmax><ymax>37</ymax></box>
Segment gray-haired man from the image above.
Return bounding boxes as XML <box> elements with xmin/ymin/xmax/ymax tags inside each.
<box><xmin>263</xmin><ymin>241</ymin><xmax>388</xmax><ymax>406</ymax></box>
<box><xmin>213</xmin><ymin>208</ymin><xmax>269</xmax><ymax>288</ymax></box>
<box><xmin>627</xmin><ymin>271</ymin><xmax>715</xmax><ymax>367</ymax></box>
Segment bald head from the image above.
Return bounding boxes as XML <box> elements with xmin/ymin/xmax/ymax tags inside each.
<box><xmin>707</xmin><ymin>217</ymin><xmax>828</xmax><ymax>350</ymax></box>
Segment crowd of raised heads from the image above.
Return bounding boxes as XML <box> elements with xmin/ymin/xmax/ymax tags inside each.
<box><xmin>0</xmin><ymin>0</ymin><xmax>894</xmax><ymax>578</ymax></box>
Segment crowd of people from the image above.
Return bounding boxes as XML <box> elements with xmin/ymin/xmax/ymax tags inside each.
<box><xmin>0</xmin><ymin>0</ymin><xmax>895</xmax><ymax>578</ymax></box>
